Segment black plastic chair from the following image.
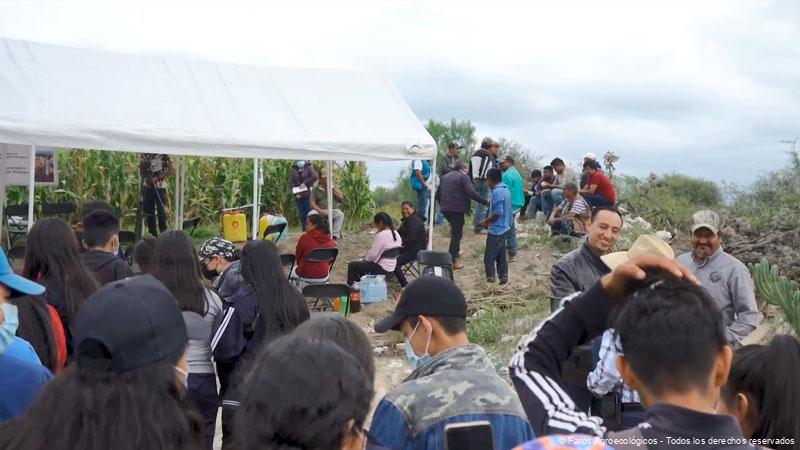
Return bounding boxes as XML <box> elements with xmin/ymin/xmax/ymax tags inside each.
<box><xmin>417</xmin><ymin>250</ymin><xmax>454</xmax><ymax>281</ymax></box>
<box><xmin>4</xmin><ymin>203</ymin><xmax>30</xmax><ymax>259</ymax></box>
<box><xmin>182</xmin><ymin>217</ymin><xmax>201</xmax><ymax>236</ymax></box>
<box><xmin>280</xmin><ymin>253</ymin><xmax>296</xmax><ymax>279</ymax></box>
<box><xmin>262</xmin><ymin>222</ymin><xmax>287</xmax><ymax>241</ymax></box>
<box><xmin>42</xmin><ymin>202</ymin><xmax>77</xmax><ymax>216</ymax></box>
<box><xmin>303</xmin><ymin>248</ymin><xmax>339</xmax><ymax>282</ymax></box>
<box><xmin>302</xmin><ymin>283</ymin><xmax>350</xmax><ymax>313</ymax></box>
<box><xmin>377</xmin><ymin>247</ymin><xmax>402</xmax><ymax>297</ymax></box>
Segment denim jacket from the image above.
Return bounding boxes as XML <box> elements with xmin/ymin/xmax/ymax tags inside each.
<box><xmin>370</xmin><ymin>344</ymin><xmax>534</xmax><ymax>450</ymax></box>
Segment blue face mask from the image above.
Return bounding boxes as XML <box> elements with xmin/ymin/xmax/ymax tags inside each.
<box><xmin>0</xmin><ymin>303</ymin><xmax>20</xmax><ymax>354</ymax></box>
<box><xmin>404</xmin><ymin>322</ymin><xmax>431</xmax><ymax>370</ymax></box>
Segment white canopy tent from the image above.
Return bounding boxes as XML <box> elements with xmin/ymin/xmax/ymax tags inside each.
<box><xmin>0</xmin><ymin>38</ymin><xmax>438</xmax><ymax>247</ymax></box>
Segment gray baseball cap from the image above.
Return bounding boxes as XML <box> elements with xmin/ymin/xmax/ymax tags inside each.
<box><xmin>691</xmin><ymin>209</ymin><xmax>720</xmax><ymax>234</ymax></box>
<box><xmin>480</xmin><ymin>137</ymin><xmax>497</xmax><ymax>149</ymax></box>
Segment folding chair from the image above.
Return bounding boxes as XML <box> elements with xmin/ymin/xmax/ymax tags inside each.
<box><xmin>42</xmin><ymin>202</ymin><xmax>77</xmax><ymax>217</ymax></box>
<box><xmin>417</xmin><ymin>250</ymin><xmax>454</xmax><ymax>281</ymax></box>
<box><xmin>182</xmin><ymin>217</ymin><xmax>201</xmax><ymax>236</ymax></box>
<box><xmin>4</xmin><ymin>204</ymin><xmax>30</xmax><ymax>260</ymax></box>
<box><xmin>377</xmin><ymin>247</ymin><xmax>402</xmax><ymax>298</ymax></box>
<box><xmin>293</xmin><ymin>247</ymin><xmax>339</xmax><ymax>286</ymax></box>
<box><xmin>262</xmin><ymin>222</ymin><xmax>287</xmax><ymax>241</ymax></box>
<box><xmin>280</xmin><ymin>253</ymin><xmax>296</xmax><ymax>279</ymax></box>
<box><xmin>302</xmin><ymin>283</ymin><xmax>350</xmax><ymax>313</ymax></box>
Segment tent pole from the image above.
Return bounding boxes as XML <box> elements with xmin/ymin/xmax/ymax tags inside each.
<box><xmin>326</xmin><ymin>161</ymin><xmax>334</xmax><ymax>236</ymax></box>
<box><xmin>173</xmin><ymin>155</ymin><xmax>180</xmax><ymax>230</ymax></box>
<box><xmin>27</xmin><ymin>145</ymin><xmax>35</xmax><ymax>232</ymax></box>
<box><xmin>178</xmin><ymin>157</ymin><xmax>185</xmax><ymax>229</ymax></box>
<box><xmin>427</xmin><ymin>156</ymin><xmax>436</xmax><ymax>251</ymax></box>
<box><xmin>0</xmin><ymin>144</ymin><xmax>6</xmax><ymax>244</ymax></box>
<box><xmin>252</xmin><ymin>159</ymin><xmax>259</xmax><ymax>240</ymax></box>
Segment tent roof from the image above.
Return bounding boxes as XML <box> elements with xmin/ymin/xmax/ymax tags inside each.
<box><xmin>0</xmin><ymin>38</ymin><xmax>436</xmax><ymax>161</ymax></box>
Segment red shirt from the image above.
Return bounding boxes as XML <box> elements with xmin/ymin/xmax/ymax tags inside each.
<box><xmin>46</xmin><ymin>305</ymin><xmax>67</xmax><ymax>372</ymax></box>
<box><xmin>588</xmin><ymin>171</ymin><xmax>616</xmax><ymax>203</ymax></box>
<box><xmin>295</xmin><ymin>229</ymin><xmax>337</xmax><ymax>279</ymax></box>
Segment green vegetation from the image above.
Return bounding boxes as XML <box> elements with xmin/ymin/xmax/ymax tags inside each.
<box><xmin>751</xmin><ymin>259</ymin><xmax>800</xmax><ymax>335</ymax></box>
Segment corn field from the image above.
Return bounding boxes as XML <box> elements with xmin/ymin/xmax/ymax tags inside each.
<box><xmin>5</xmin><ymin>149</ymin><xmax>373</xmax><ymax>231</ymax></box>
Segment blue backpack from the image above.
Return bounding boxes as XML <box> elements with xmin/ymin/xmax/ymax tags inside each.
<box><xmin>410</xmin><ymin>160</ymin><xmax>431</xmax><ymax>191</ymax></box>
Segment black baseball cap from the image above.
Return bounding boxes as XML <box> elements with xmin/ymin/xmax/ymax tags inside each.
<box><xmin>448</xmin><ymin>143</ymin><xmax>463</xmax><ymax>150</ymax></box>
<box><xmin>73</xmin><ymin>275</ymin><xmax>187</xmax><ymax>373</ymax></box>
<box><xmin>374</xmin><ymin>275</ymin><xmax>467</xmax><ymax>333</ymax></box>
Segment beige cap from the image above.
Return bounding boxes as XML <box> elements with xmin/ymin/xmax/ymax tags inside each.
<box><xmin>601</xmin><ymin>234</ymin><xmax>675</xmax><ymax>269</ymax></box>
<box><xmin>691</xmin><ymin>209</ymin><xmax>720</xmax><ymax>235</ymax></box>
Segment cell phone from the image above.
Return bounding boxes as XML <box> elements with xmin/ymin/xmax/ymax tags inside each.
<box><xmin>444</xmin><ymin>421</ymin><xmax>495</xmax><ymax>450</ymax></box>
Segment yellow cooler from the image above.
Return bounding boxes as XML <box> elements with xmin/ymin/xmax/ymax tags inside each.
<box><xmin>223</xmin><ymin>212</ymin><xmax>248</xmax><ymax>242</ymax></box>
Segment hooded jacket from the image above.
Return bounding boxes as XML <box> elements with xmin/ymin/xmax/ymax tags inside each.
<box><xmin>81</xmin><ymin>250</ymin><xmax>134</xmax><ymax>286</ymax></box>
<box><xmin>295</xmin><ymin>228</ymin><xmax>337</xmax><ymax>279</ymax></box>
<box><xmin>398</xmin><ymin>213</ymin><xmax>427</xmax><ymax>254</ymax></box>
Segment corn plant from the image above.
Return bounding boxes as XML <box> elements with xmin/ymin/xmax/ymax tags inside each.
<box><xmin>335</xmin><ymin>161</ymin><xmax>374</xmax><ymax>228</ymax></box>
<box><xmin>750</xmin><ymin>258</ymin><xmax>800</xmax><ymax>335</ymax></box>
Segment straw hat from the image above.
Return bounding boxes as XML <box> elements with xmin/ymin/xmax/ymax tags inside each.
<box><xmin>601</xmin><ymin>234</ymin><xmax>675</xmax><ymax>269</ymax></box>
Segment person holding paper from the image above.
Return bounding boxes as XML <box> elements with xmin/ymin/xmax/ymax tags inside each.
<box><xmin>289</xmin><ymin>161</ymin><xmax>318</xmax><ymax>231</ymax></box>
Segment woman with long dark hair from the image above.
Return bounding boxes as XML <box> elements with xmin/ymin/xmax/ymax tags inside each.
<box><xmin>394</xmin><ymin>201</ymin><xmax>428</xmax><ymax>287</ymax></box>
<box><xmin>346</xmin><ymin>212</ymin><xmax>403</xmax><ymax>286</ymax></box>
<box><xmin>212</xmin><ymin>239</ymin><xmax>309</xmax><ymax>448</ymax></box>
<box><xmin>0</xmin><ymin>275</ymin><xmax>202</xmax><ymax>450</ymax></box>
<box><xmin>720</xmin><ymin>334</ymin><xmax>800</xmax><ymax>449</ymax></box>
<box><xmin>154</xmin><ymin>231</ymin><xmax>223</xmax><ymax>450</ymax></box>
<box><xmin>236</xmin><ymin>336</ymin><xmax>374</xmax><ymax>450</ymax></box>
<box><xmin>12</xmin><ymin>295</ymin><xmax>61</xmax><ymax>373</ymax></box>
<box><xmin>22</xmin><ymin>217</ymin><xmax>98</xmax><ymax>355</ymax></box>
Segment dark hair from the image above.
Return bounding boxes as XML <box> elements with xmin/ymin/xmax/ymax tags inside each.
<box><xmin>133</xmin><ymin>237</ymin><xmax>158</xmax><ymax>274</ymax></box>
<box><xmin>407</xmin><ymin>315</ymin><xmax>466</xmax><ymax>336</ymax></box>
<box><xmin>82</xmin><ymin>210</ymin><xmax>120</xmax><ymax>248</ymax></box>
<box><xmin>592</xmin><ymin>206</ymin><xmax>623</xmax><ymax>222</ymax></box>
<box><xmin>613</xmin><ymin>273</ymin><xmax>727</xmax><ymax>396</ymax></box>
<box><xmin>307</xmin><ymin>214</ymin><xmax>330</xmax><ymax>235</ymax></box>
<box><xmin>401</xmin><ymin>200</ymin><xmax>415</xmax><ymax>211</ymax></box>
<box><xmin>0</xmin><ymin>348</ymin><xmax>202</xmax><ymax>450</ymax></box>
<box><xmin>373</xmin><ymin>212</ymin><xmax>397</xmax><ymax>241</ymax></box>
<box><xmin>294</xmin><ymin>316</ymin><xmax>375</xmax><ymax>383</ymax></box>
<box><xmin>455</xmin><ymin>160</ymin><xmax>468</xmax><ymax>171</ymax></box>
<box><xmin>81</xmin><ymin>200</ymin><xmax>114</xmax><ymax>218</ymax></box>
<box><xmin>12</xmin><ymin>295</ymin><xmax>59</xmax><ymax>372</ymax></box>
<box><xmin>550</xmin><ymin>157</ymin><xmax>564</xmax><ymax>166</ymax></box>
<box><xmin>236</xmin><ymin>336</ymin><xmax>371</xmax><ymax>450</ymax></box>
<box><xmin>240</xmin><ymin>240</ymin><xmax>310</xmax><ymax>347</ymax></box>
<box><xmin>543</xmin><ymin>165</ymin><xmax>554</xmax><ymax>172</ymax></box>
<box><xmin>487</xmin><ymin>168</ymin><xmax>502</xmax><ymax>183</ymax></box>
<box><xmin>23</xmin><ymin>217</ymin><xmax>98</xmax><ymax>324</ymax></box>
<box><xmin>154</xmin><ymin>231</ymin><xmax>206</xmax><ymax>316</ymax></box>
<box><xmin>582</xmin><ymin>160</ymin><xmax>599</xmax><ymax>171</ymax></box>
<box><xmin>530</xmin><ymin>169</ymin><xmax>542</xmax><ymax>178</ymax></box>
<box><xmin>722</xmin><ymin>335</ymin><xmax>800</xmax><ymax>447</ymax></box>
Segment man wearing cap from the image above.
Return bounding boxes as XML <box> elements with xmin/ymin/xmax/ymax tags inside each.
<box><xmin>289</xmin><ymin>160</ymin><xmax>319</xmax><ymax>231</ymax></box>
<box><xmin>440</xmin><ymin>143</ymin><xmax>463</xmax><ymax>176</ymax></box>
<box><xmin>469</xmin><ymin>137</ymin><xmax>499</xmax><ymax>233</ymax></box>
<box><xmin>500</xmin><ymin>155</ymin><xmax>525</xmax><ymax>260</ymax></box>
<box><xmin>676</xmin><ymin>209</ymin><xmax>758</xmax><ymax>345</ymax></box>
<box><xmin>370</xmin><ymin>275</ymin><xmax>534</xmax><ymax>450</ymax></box>
<box><xmin>199</xmin><ymin>238</ymin><xmax>243</xmax><ymax>299</ymax></box>
<box><xmin>0</xmin><ymin>251</ymin><xmax>53</xmax><ymax>420</ymax></box>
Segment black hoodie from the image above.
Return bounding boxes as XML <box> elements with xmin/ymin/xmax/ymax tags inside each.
<box><xmin>81</xmin><ymin>250</ymin><xmax>134</xmax><ymax>286</ymax></box>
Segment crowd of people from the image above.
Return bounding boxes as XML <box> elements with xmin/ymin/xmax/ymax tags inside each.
<box><xmin>0</xmin><ymin>146</ymin><xmax>798</xmax><ymax>450</ymax></box>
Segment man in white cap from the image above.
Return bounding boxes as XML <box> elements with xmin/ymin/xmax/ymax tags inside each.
<box><xmin>676</xmin><ymin>209</ymin><xmax>758</xmax><ymax>345</ymax></box>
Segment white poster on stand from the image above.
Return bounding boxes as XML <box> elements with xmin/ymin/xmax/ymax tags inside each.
<box><xmin>3</xmin><ymin>144</ymin><xmax>58</xmax><ymax>186</ymax></box>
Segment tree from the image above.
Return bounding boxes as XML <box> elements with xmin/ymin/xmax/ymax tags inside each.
<box><xmin>425</xmin><ymin>119</ymin><xmax>477</xmax><ymax>162</ymax></box>
<box><xmin>494</xmin><ymin>137</ymin><xmax>542</xmax><ymax>181</ymax></box>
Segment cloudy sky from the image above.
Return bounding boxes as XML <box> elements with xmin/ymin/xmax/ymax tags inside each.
<box><xmin>1</xmin><ymin>1</ymin><xmax>798</xmax><ymax>187</ymax></box>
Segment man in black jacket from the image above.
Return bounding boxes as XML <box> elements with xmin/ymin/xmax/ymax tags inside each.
<box><xmin>469</xmin><ymin>137</ymin><xmax>499</xmax><ymax>234</ymax></box>
<box><xmin>436</xmin><ymin>161</ymin><xmax>489</xmax><ymax>269</ymax></box>
<box><xmin>510</xmin><ymin>256</ymin><xmax>761</xmax><ymax>450</ymax></box>
<box><xmin>81</xmin><ymin>210</ymin><xmax>134</xmax><ymax>285</ymax></box>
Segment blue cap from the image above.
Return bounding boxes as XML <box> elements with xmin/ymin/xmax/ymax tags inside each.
<box><xmin>0</xmin><ymin>251</ymin><xmax>45</xmax><ymax>297</ymax></box>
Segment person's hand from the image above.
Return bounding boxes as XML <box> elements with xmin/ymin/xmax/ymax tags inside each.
<box><xmin>479</xmin><ymin>219</ymin><xmax>489</xmax><ymax>229</ymax></box>
<box><xmin>547</xmin><ymin>218</ymin><xmax>555</xmax><ymax>225</ymax></box>
<box><xmin>600</xmin><ymin>256</ymin><xmax>699</xmax><ymax>299</ymax></box>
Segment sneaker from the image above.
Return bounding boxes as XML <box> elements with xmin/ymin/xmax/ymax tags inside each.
<box><xmin>499</xmin><ymin>278</ymin><xmax>509</xmax><ymax>285</ymax></box>
<box><xmin>508</xmin><ymin>254</ymin><xmax>517</xmax><ymax>262</ymax></box>
<box><xmin>453</xmin><ymin>262</ymin><xmax>464</xmax><ymax>270</ymax></box>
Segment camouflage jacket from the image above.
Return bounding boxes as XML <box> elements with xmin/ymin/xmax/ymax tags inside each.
<box><xmin>370</xmin><ymin>344</ymin><xmax>534</xmax><ymax>450</ymax></box>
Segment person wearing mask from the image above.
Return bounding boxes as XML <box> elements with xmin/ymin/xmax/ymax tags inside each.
<box><xmin>22</xmin><ymin>217</ymin><xmax>98</xmax><ymax>357</ymax></box>
<box><xmin>310</xmin><ymin>171</ymin><xmax>345</xmax><ymax>239</ymax></box>
<box><xmin>541</xmin><ymin>157</ymin><xmax>579</xmax><ymax>218</ymax></box>
<box><xmin>198</xmin><ymin>238</ymin><xmax>243</xmax><ymax>300</ymax></box>
<box><xmin>211</xmin><ymin>240</ymin><xmax>309</xmax><ymax>449</ymax></box>
<box><xmin>479</xmin><ymin>168</ymin><xmax>512</xmax><ymax>285</ymax></box>
<box><xmin>676</xmin><ymin>209</ymin><xmax>758</xmax><ymax>346</ymax></box>
<box><xmin>154</xmin><ymin>231</ymin><xmax>223</xmax><ymax>450</ymax></box>
<box><xmin>510</xmin><ymin>256</ymin><xmax>766</xmax><ymax>450</ymax></box>
<box><xmin>469</xmin><ymin>137</ymin><xmax>499</xmax><ymax>233</ymax></box>
<box><xmin>500</xmin><ymin>155</ymin><xmax>525</xmax><ymax>261</ymax></box>
<box><xmin>81</xmin><ymin>209</ymin><xmax>134</xmax><ymax>285</ymax></box>
<box><xmin>394</xmin><ymin>202</ymin><xmax>428</xmax><ymax>288</ymax></box>
<box><xmin>547</xmin><ymin>182</ymin><xmax>591</xmax><ymax>236</ymax></box>
<box><xmin>0</xmin><ymin>275</ymin><xmax>203</xmax><ymax>450</ymax></box>
<box><xmin>410</xmin><ymin>159</ymin><xmax>433</xmax><ymax>221</ymax></box>
<box><xmin>236</xmin><ymin>336</ymin><xmax>380</xmax><ymax>450</ymax></box>
<box><xmin>139</xmin><ymin>153</ymin><xmax>172</xmax><ymax>236</ymax></box>
<box><xmin>720</xmin><ymin>334</ymin><xmax>800</xmax><ymax>450</ymax></box>
<box><xmin>371</xmin><ymin>276</ymin><xmax>534</xmax><ymax>450</ymax></box>
<box><xmin>346</xmin><ymin>213</ymin><xmax>403</xmax><ymax>286</ymax></box>
<box><xmin>0</xmin><ymin>252</ymin><xmax>52</xmax><ymax>421</ymax></box>
<box><xmin>293</xmin><ymin>213</ymin><xmax>337</xmax><ymax>280</ymax></box>
<box><xmin>435</xmin><ymin>160</ymin><xmax>490</xmax><ymax>269</ymax></box>
<box><xmin>580</xmin><ymin>159</ymin><xmax>616</xmax><ymax>208</ymax></box>
<box><xmin>289</xmin><ymin>160</ymin><xmax>319</xmax><ymax>231</ymax></box>
<box><xmin>132</xmin><ymin>236</ymin><xmax>157</xmax><ymax>275</ymax></box>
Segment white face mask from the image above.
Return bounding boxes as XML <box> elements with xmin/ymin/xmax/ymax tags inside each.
<box><xmin>174</xmin><ymin>366</ymin><xmax>189</xmax><ymax>390</ymax></box>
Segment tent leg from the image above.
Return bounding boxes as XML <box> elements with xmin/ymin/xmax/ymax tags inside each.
<box><xmin>27</xmin><ymin>145</ymin><xmax>35</xmax><ymax>232</ymax></box>
<box><xmin>0</xmin><ymin>144</ymin><xmax>6</xmax><ymax>245</ymax></box>
<box><xmin>252</xmin><ymin>159</ymin><xmax>260</xmax><ymax>240</ymax></box>
<box><xmin>427</xmin><ymin>157</ymin><xmax>436</xmax><ymax>251</ymax></box>
<box><xmin>326</xmin><ymin>161</ymin><xmax>334</xmax><ymax>237</ymax></box>
<box><xmin>179</xmin><ymin>157</ymin><xmax>186</xmax><ymax>229</ymax></box>
<box><xmin>173</xmin><ymin>156</ymin><xmax>181</xmax><ymax>230</ymax></box>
